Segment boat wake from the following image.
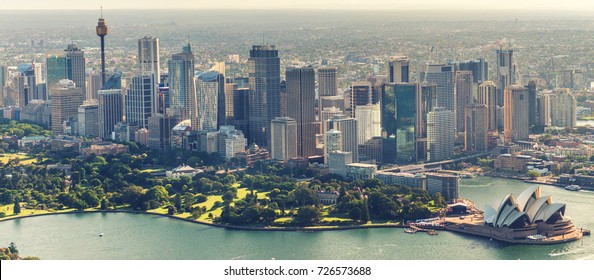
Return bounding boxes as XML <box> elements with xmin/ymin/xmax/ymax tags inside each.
<box><xmin>548</xmin><ymin>248</ymin><xmax>583</xmax><ymax>257</ymax></box>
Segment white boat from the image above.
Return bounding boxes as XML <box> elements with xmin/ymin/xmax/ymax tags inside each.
<box><xmin>404</xmin><ymin>228</ymin><xmax>417</xmax><ymax>234</ymax></box>
<box><xmin>527</xmin><ymin>234</ymin><xmax>546</xmax><ymax>240</ymax></box>
<box><xmin>565</xmin><ymin>185</ymin><xmax>581</xmax><ymax>191</ymax></box>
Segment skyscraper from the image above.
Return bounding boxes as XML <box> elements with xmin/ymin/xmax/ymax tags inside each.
<box><xmin>78</xmin><ymin>99</ymin><xmax>99</xmax><ymax>137</ymax></box>
<box><xmin>318</xmin><ymin>67</ymin><xmax>338</xmax><ymax>97</ymax></box>
<box><xmin>496</xmin><ymin>48</ymin><xmax>516</xmax><ymax>106</ymax></box>
<box><xmin>423</xmin><ymin>64</ymin><xmax>456</xmax><ymax>130</ymax></box>
<box><xmin>231</xmin><ymin>87</ymin><xmax>250</xmax><ymax>141</ymax></box>
<box><xmin>138</xmin><ymin>36</ymin><xmax>160</xmax><ymax>81</ymax></box>
<box><xmin>196</xmin><ymin>71</ymin><xmax>224</xmax><ymax>131</ymax></box>
<box><xmin>327</xmin><ymin>115</ymin><xmax>358</xmax><ymax>163</ymax></box>
<box><xmin>454</xmin><ymin>59</ymin><xmax>489</xmax><ymax>84</ymax></box>
<box><xmin>427</xmin><ymin>107</ymin><xmax>455</xmax><ymax>162</ymax></box>
<box><xmin>388</xmin><ymin>55</ymin><xmax>409</xmax><ymax>83</ymax></box>
<box><xmin>65</xmin><ymin>43</ymin><xmax>86</xmax><ymax>96</ymax></box>
<box><xmin>86</xmin><ymin>72</ymin><xmax>102</xmax><ymax>100</ymax></box>
<box><xmin>270</xmin><ymin>117</ymin><xmax>298</xmax><ymax>161</ymax></box>
<box><xmin>355</xmin><ymin>103</ymin><xmax>381</xmax><ymax>145</ymax></box>
<box><xmin>455</xmin><ymin>71</ymin><xmax>473</xmax><ymax>138</ymax></box>
<box><xmin>286</xmin><ymin>67</ymin><xmax>316</xmax><ymax>158</ymax></box>
<box><xmin>504</xmin><ymin>85</ymin><xmax>529</xmax><ymax>143</ymax></box>
<box><xmin>50</xmin><ymin>80</ymin><xmax>84</xmax><ymax>134</ymax></box>
<box><xmin>125</xmin><ymin>74</ymin><xmax>156</xmax><ymax>129</ymax></box>
<box><xmin>537</xmin><ymin>93</ymin><xmax>552</xmax><ymax>127</ymax></box>
<box><xmin>381</xmin><ymin>83</ymin><xmax>420</xmax><ymax>164</ymax></box>
<box><xmin>325</xmin><ymin>129</ymin><xmax>343</xmax><ymax>162</ymax></box>
<box><xmin>350</xmin><ymin>81</ymin><xmax>374</xmax><ymax>114</ymax></box>
<box><xmin>464</xmin><ymin>104</ymin><xmax>488</xmax><ymax>152</ymax></box>
<box><xmin>98</xmin><ymin>89</ymin><xmax>123</xmax><ymax>139</ymax></box>
<box><xmin>550</xmin><ymin>88</ymin><xmax>577</xmax><ymax>128</ymax></box>
<box><xmin>478</xmin><ymin>81</ymin><xmax>498</xmax><ymax>132</ymax></box>
<box><xmin>527</xmin><ymin>80</ymin><xmax>538</xmax><ymax>129</ymax></box>
<box><xmin>168</xmin><ymin>44</ymin><xmax>195</xmax><ymax>121</ymax></box>
<box><xmin>248</xmin><ymin>45</ymin><xmax>281</xmax><ymax>147</ymax></box>
<box><xmin>46</xmin><ymin>55</ymin><xmax>68</xmax><ymax>89</ymax></box>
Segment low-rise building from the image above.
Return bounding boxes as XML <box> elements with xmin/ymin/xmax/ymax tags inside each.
<box><xmin>425</xmin><ymin>173</ymin><xmax>459</xmax><ymax>202</ymax></box>
<box><xmin>81</xmin><ymin>143</ymin><xmax>129</xmax><ymax>157</ymax></box>
<box><xmin>375</xmin><ymin>171</ymin><xmax>425</xmax><ymax>189</ymax></box>
<box><xmin>494</xmin><ymin>153</ymin><xmax>532</xmax><ymax>173</ymax></box>
<box><xmin>235</xmin><ymin>143</ymin><xmax>269</xmax><ymax>167</ymax></box>
<box><xmin>317</xmin><ymin>191</ymin><xmax>339</xmax><ymax>205</ymax></box>
<box><xmin>166</xmin><ymin>165</ymin><xmax>202</xmax><ymax>179</ymax></box>
<box><xmin>346</xmin><ymin>163</ymin><xmax>377</xmax><ymax>181</ymax></box>
<box><xmin>18</xmin><ymin>136</ymin><xmax>49</xmax><ymax>148</ymax></box>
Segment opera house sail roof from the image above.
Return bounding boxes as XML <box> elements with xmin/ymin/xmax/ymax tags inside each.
<box><xmin>484</xmin><ymin>186</ymin><xmax>566</xmax><ymax>228</ymax></box>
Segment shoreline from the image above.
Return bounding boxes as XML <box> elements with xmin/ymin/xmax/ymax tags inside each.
<box><xmin>0</xmin><ymin>209</ymin><xmax>407</xmax><ymax>232</ymax></box>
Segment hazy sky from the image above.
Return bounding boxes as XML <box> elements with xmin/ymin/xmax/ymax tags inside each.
<box><xmin>2</xmin><ymin>0</ymin><xmax>594</xmax><ymax>10</ymax></box>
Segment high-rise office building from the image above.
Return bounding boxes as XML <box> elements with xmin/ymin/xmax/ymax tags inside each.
<box><xmin>496</xmin><ymin>48</ymin><xmax>516</xmax><ymax>106</ymax></box>
<box><xmin>504</xmin><ymin>85</ymin><xmax>529</xmax><ymax>143</ymax></box>
<box><xmin>318</xmin><ymin>67</ymin><xmax>338</xmax><ymax>97</ymax></box>
<box><xmin>86</xmin><ymin>72</ymin><xmax>102</xmax><ymax>100</ymax></box>
<box><xmin>327</xmin><ymin>115</ymin><xmax>358</xmax><ymax>163</ymax></box>
<box><xmin>464</xmin><ymin>104</ymin><xmax>488</xmax><ymax>152</ymax></box>
<box><xmin>77</xmin><ymin>99</ymin><xmax>99</xmax><ymax>137</ymax></box>
<box><xmin>196</xmin><ymin>71</ymin><xmax>224</xmax><ymax>131</ymax></box>
<box><xmin>455</xmin><ymin>71</ymin><xmax>473</xmax><ymax>137</ymax></box>
<box><xmin>168</xmin><ymin>44</ymin><xmax>195</xmax><ymax>121</ymax></box>
<box><xmin>355</xmin><ymin>103</ymin><xmax>381</xmax><ymax>145</ymax></box>
<box><xmin>270</xmin><ymin>117</ymin><xmax>298</xmax><ymax>161</ymax></box>
<box><xmin>388</xmin><ymin>55</ymin><xmax>409</xmax><ymax>83</ymax></box>
<box><xmin>248</xmin><ymin>45</ymin><xmax>281</xmax><ymax>147</ymax></box>
<box><xmin>423</xmin><ymin>64</ymin><xmax>456</xmax><ymax>130</ymax></box>
<box><xmin>453</xmin><ymin>59</ymin><xmax>488</xmax><ymax>84</ymax></box>
<box><xmin>537</xmin><ymin>93</ymin><xmax>552</xmax><ymax>127</ymax></box>
<box><xmin>350</xmin><ymin>82</ymin><xmax>374</xmax><ymax>116</ymax></box>
<box><xmin>478</xmin><ymin>81</ymin><xmax>498</xmax><ymax>132</ymax></box>
<box><xmin>325</xmin><ymin>129</ymin><xmax>342</xmax><ymax>157</ymax></box>
<box><xmin>550</xmin><ymin>88</ymin><xmax>577</xmax><ymax>128</ymax></box>
<box><xmin>98</xmin><ymin>89</ymin><xmax>123</xmax><ymax>139</ymax></box>
<box><xmin>126</xmin><ymin>74</ymin><xmax>156</xmax><ymax>129</ymax></box>
<box><xmin>427</xmin><ymin>107</ymin><xmax>454</xmax><ymax>162</ymax></box>
<box><xmin>50</xmin><ymin>80</ymin><xmax>84</xmax><ymax>134</ymax></box>
<box><xmin>65</xmin><ymin>43</ymin><xmax>86</xmax><ymax>97</ymax></box>
<box><xmin>224</xmin><ymin>81</ymin><xmax>237</xmax><ymax>124</ymax></box>
<box><xmin>286</xmin><ymin>67</ymin><xmax>316</xmax><ymax>158</ymax></box>
<box><xmin>416</xmin><ymin>84</ymin><xmax>437</xmax><ymax>161</ymax></box>
<box><xmin>527</xmin><ymin>80</ymin><xmax>538</xmax><ymax>129</ymax></box>
<box><xmin>46</xmin><ymin>55</ymin><xmax>68</xmax><ymax>89</ymax></box>
<box><xmin>381</xmin><ymin>83</ymin><xmax>420</xmax><ymax>164</ymax></box>
<box><xmin>138</xmin><ymin>36</ymin><xmax>160</xmax><ymax>82</ymax></box>
<box><xmin>16</xmin><ymin>64</ymin><xmax>37</xmax><ymax>107</ymax></box>
<box><xmin>148</xmin><ymin>114</ymin><xmax>178</xmax><ymax>151</ymax></box>
<box><xmin>231</xmin><ymin>87</ymin><xmax>250</xmax><ymax>141</ymax></box>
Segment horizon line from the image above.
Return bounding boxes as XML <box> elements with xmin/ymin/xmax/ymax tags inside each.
<box><xmin>0</xmin><ymin>8</ymin><xmax>592</xmax><ymax>11</ymax></box>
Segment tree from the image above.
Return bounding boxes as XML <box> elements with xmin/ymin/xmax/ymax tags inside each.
<box><xmin>73</xmin><ymin>199</ymin><xmax>88</xmax><ymax>210</ymax></box>
<box><xmin>174</xmin><ymin>194</ymin><xmax>183</xmax><ymax>213</ymax></box>
<box><xmin>100</xmin><ymin>198</ymin><xmax>108</xmax><ymax>210</ymax></box>
<box><xmin>222</xmin><ymin>190</ymin><xmax>236</xmax><ymax>204</ymax></box>
<box><xmin>13</xmin><ymin>199</ymin><xmax>21</xmax><ymax>215</ymax></box>
<box><xmin>8</xmin><ymin>242</ymin><xmax>18</xmax><ymax>255</ymax></box>
<box><xmin>526</xmin><ymin>170</ymin><xmax>541</xmax><ymax>179</ymax></box>
<box><xmin>295</xmin><ymin>206</ymin><xmax>321</xmax><ymax>226</ymax></box>
<box><xmin>80</xmin><ymin>190</ymin><xmax>100</xmax><ymax>208</ymax></box>
<box><xmin>292</xmin><ymin>186</ymin><xmax>318</xmax><ymax>206</ymax></box>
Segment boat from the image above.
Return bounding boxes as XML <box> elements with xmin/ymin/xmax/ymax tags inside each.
<box><xmin>99</xmin><ymin>226</ymin><xmax>104</xmax><ymax>237</ymax></box>
<box><xmin>404</xmin><ymin>228</ymin><xmax>417</xmax><ymax>234</ymax></box>
<box><xmin>526</xmin><ymin>234</ymin><xmax>546</xmax><ymax>240</ymax></box>
<box><xmin>426</xmin><ymin>230</ymin><xmax>438</xmax><ymax>235</ymax></box>
<box><xmin>565</xmin><ymin>185</ymin><xmax>581</xmax><ymax>191</ymax></box>
<box><xmin>99</xmin><ymin>232</ymin><xmax>103</xmax><ymax>237</ymax></box>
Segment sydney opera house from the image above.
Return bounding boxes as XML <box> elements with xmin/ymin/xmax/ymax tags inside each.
<box><xmin>447</xmin><ymin>186</ymin><xmax>583</xmax><ymax>244</ymax></box>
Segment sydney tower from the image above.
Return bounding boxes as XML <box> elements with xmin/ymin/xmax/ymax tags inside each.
<box><xmin>96</xmin><ymin>9</ymin><xmax>108</xmax><ymax>86</ymax></box>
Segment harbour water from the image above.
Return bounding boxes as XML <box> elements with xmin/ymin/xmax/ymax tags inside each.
<box><xmin>1</xmin><ymin>177</ymin><xmax>593</xmax><ymax>260</ymax></box>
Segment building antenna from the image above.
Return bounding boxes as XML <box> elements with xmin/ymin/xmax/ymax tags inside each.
<box><xmin>101</xmin><ymin>6</ymin><xmax>103</xmax><ymax>18</ymax></box>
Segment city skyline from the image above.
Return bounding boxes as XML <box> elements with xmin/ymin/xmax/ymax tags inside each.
<box><xmin>2</xmin><ymin>0</ymin><xmax>594</xmax><ymax>11</ymax></box>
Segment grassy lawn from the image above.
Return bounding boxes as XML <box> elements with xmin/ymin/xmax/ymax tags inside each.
<box><xmin>139</xmin><ymin>168</ymin><xmax>164</xmax><ymax>173</ymax></box>
<box><xmin>322</xmin><ymin>217</ymin><xmax>353</xmax><ymax>222</ymax></box>
<box><xmin>236</xmin><ymin>187</ymin><xmax>270</xmax><ymax>200</ymax></box>
<box><xmin>0</xmin><ymin>152</ymin><xmax>38</xmax><ymax>165</ymax></box>
<box><xmin>0</xmin><ymin>203</ymin><xmax>77</xmax><ymax>221</ymax></box>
